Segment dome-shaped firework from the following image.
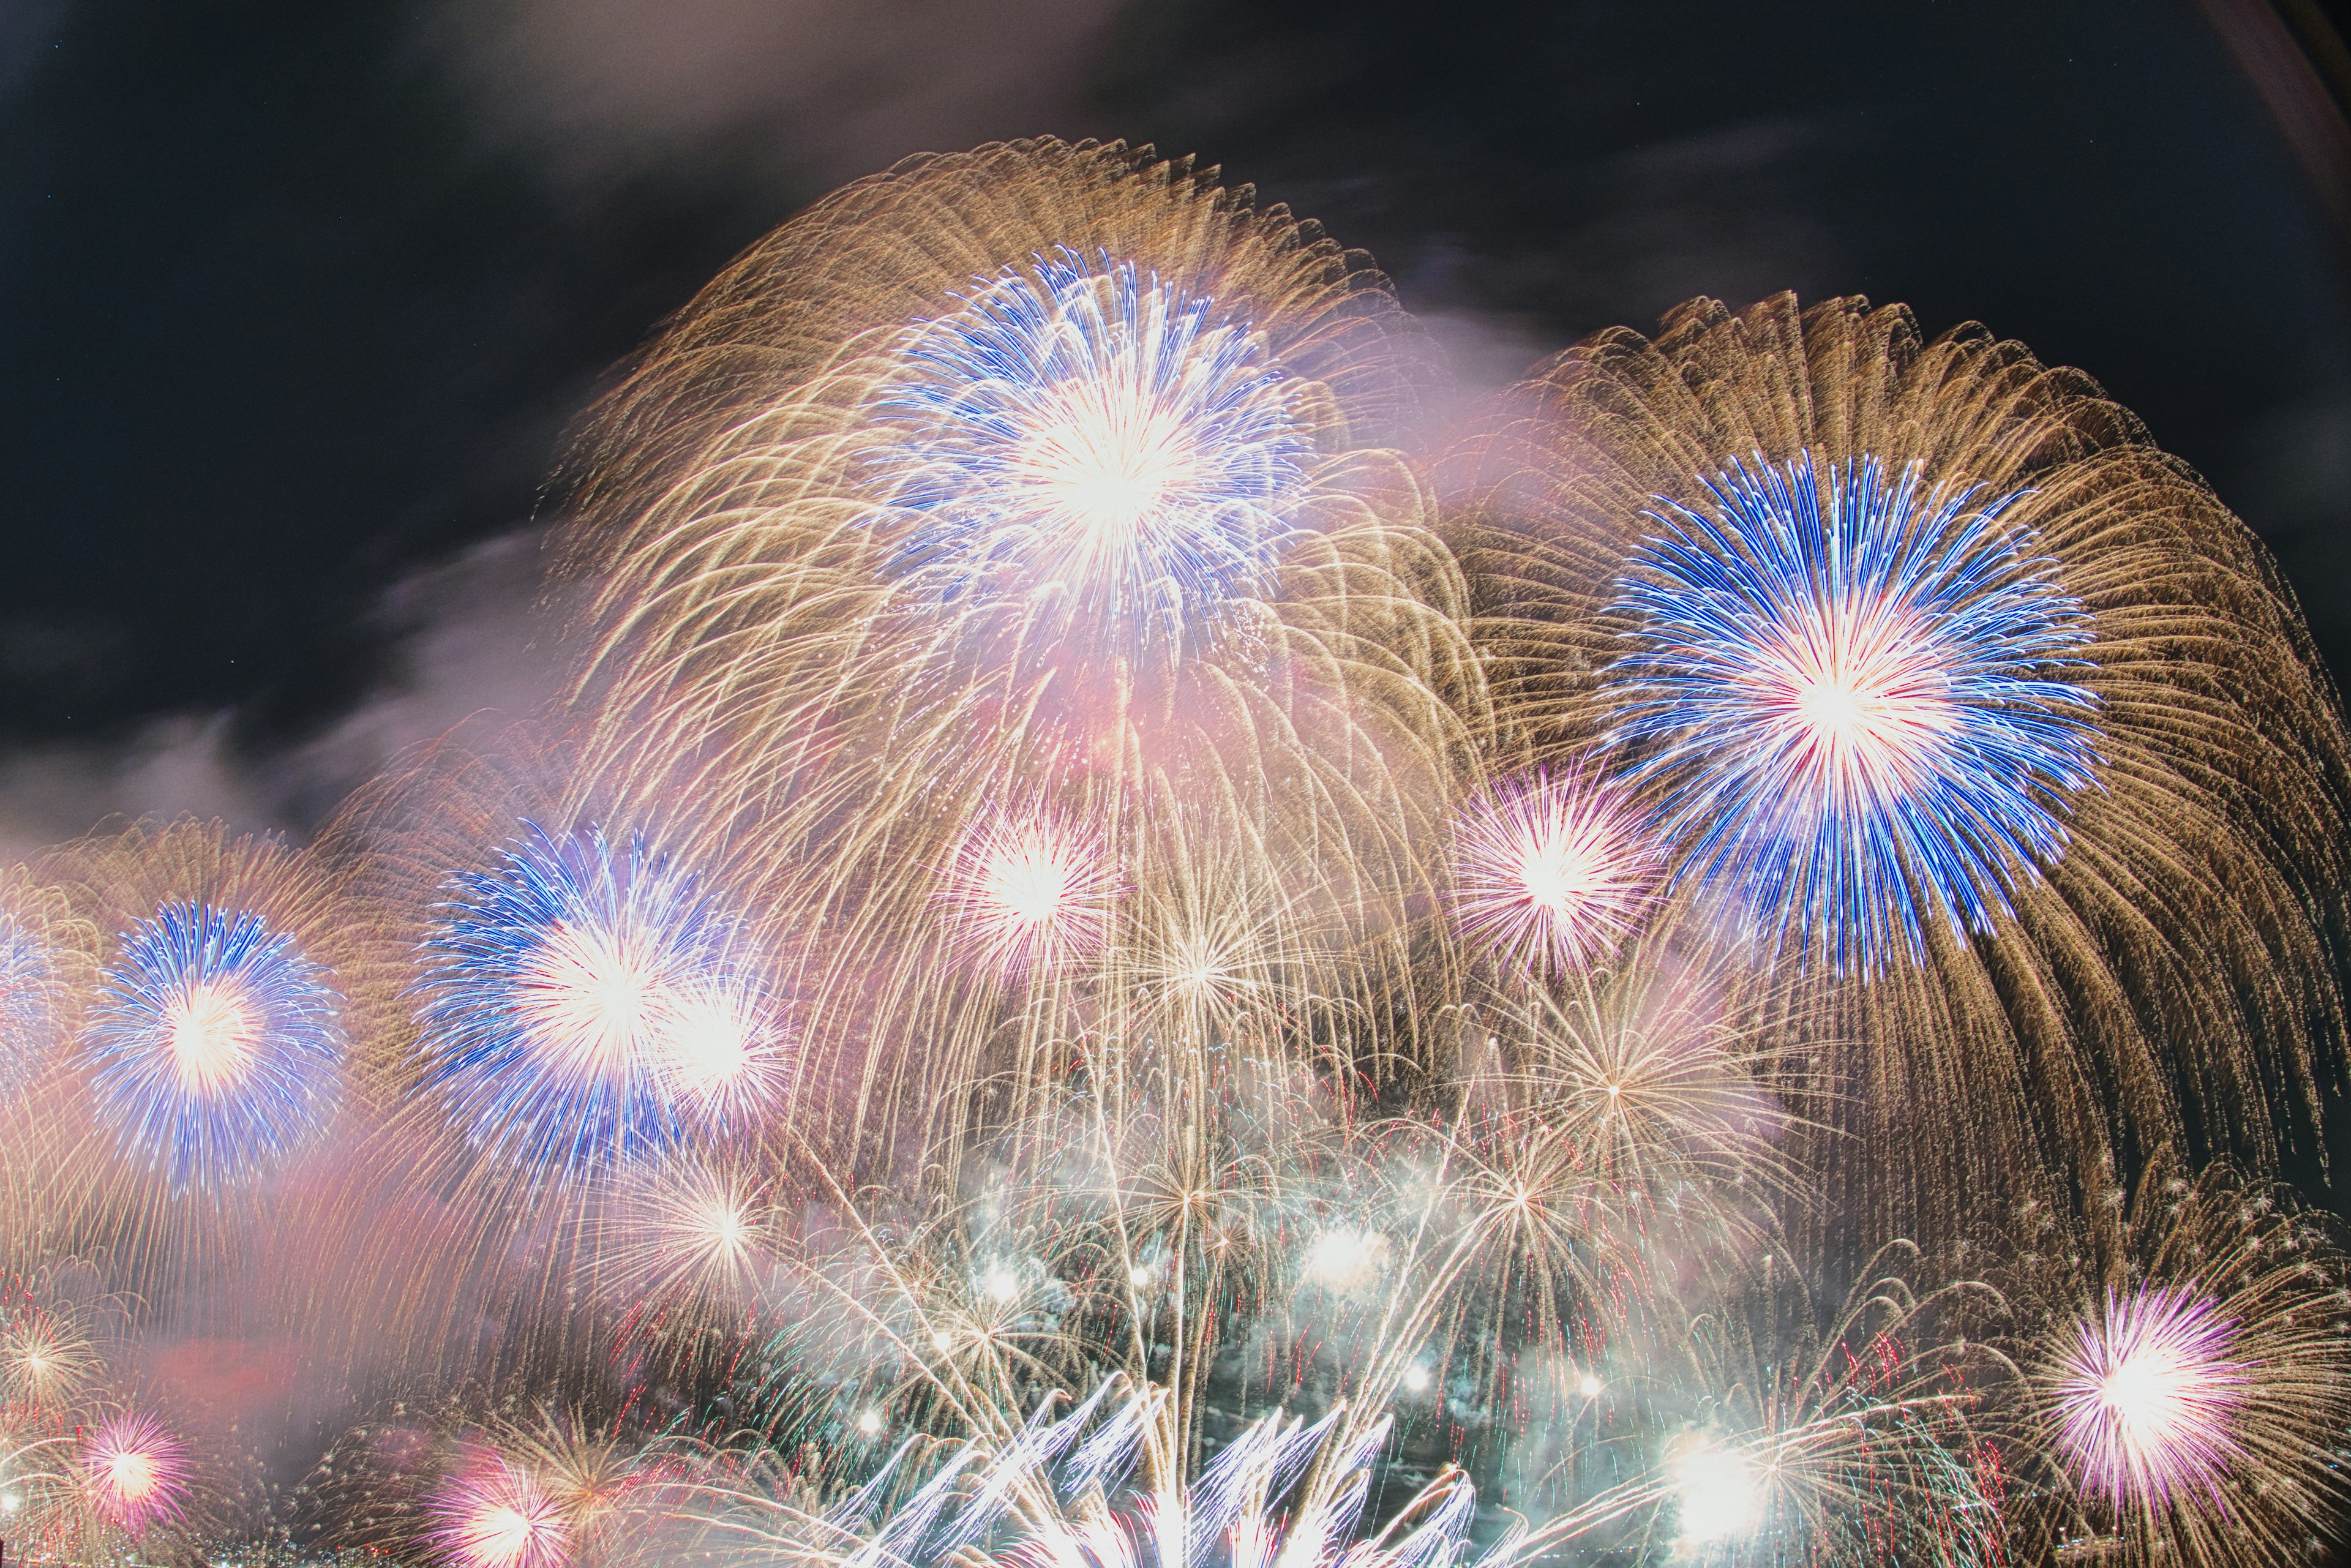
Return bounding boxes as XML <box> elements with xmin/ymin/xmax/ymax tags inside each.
<box><xmin>1440</xmin><ymin>291</ymin><xmax>2351</xmax><ymax>1245</ymax></box>
<box><xmin>552</xmin><ymin>138</ymin><xmax>1487</xmax><ymax>1164</ymax></box>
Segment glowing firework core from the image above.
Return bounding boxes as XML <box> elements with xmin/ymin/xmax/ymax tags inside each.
<box><xmin>1672</xmin><ymin>1436</ymin><xmax>1764</xmax><ymax>1544</ymax></box>
<box><xmin>163</xmin><ymin>978</ymin><xmax>258</xmax><ymax>1093</ymax></box>
<box><xmin>943</xmin><ymin>816</ymin><xmax>1118</xmax><ymax>977</ymax></box>
<box><xmin>1610</xmin><ymin>452</ymin><xmax>2100</xmax><ymax>967</ymax></box>
<box><xmin>2053</xmin><ymin>1285</ymin><xmax>2249</xmax><ymax>1507</ymax></box>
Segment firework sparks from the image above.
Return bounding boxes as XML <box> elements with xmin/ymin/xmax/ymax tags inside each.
<box><xmin>2052</xmin><ymin>1285</ymin><xmax>2248</xmax><ymax>1508</ymax></box>
<box><xmin>413</xmin><ymin>823</ymin><xmax>784</xmax><ymax>1179</ymax></box>
<box><xmin>875</xmin><ymin>248</ymin><xmax>1312</xmax><ymax>657</ymax></box>
<box><xmin>1610</xmin><ymin>451</ymin><xmax>2100</xmax><ymax>970</ymax></box>
<box><xmin>78</xmin><ymin>1412</ymin><xmax>190</xmax><ymax>1537</ymax></box>
<box><xmin>1448</xmin><ymin>770</ymin><xmax>1659</xmax><ymax>975</ymax></box>
<box><xmin>941</xmin><ymin>813</ymin><xmax>1120</xmax><ymax>978</ymax></box>
<box><xmin>428</xmin><ymin>1449</ymin><xmax>571</xmax><ymax>1568</ymax></box>
<box><xmin>83</xmin><ymin>900</ymin><xmax>345</xmax><ymax>1191</ymax></box>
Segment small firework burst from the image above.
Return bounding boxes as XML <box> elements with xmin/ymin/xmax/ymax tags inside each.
<box><xmin>1607</xmin><ymin>451</ymin><xmax>2101</xmax><ymax>969</ymax></box>
<box><xmin>2051</xmin><ymin>1285</ymin><xmax>2248</xmax><ymax>1509</ymax></box>
<box><xmin>413</xmin><ymin>823</ymin><xmax>785</xmax><ymax>1179</ymax></box>
<box><xmin>78</xmin><ymin>1412</ymin><xmax>190</xmax><ymax>1537</ymax></box>
<box><xmin>1448</xmin><ymin>770</ymin><xmax>1659</xmax><ymax>975</ymax></box>
<box><xmin>83</xmin><ymin>900</ymin><xmax>344</xmax><ymax>1191</ymax></box>
<box><xmin>940</xmin><ymin>812</ymin><xmax>1120</xmax><ymax>978</ymax></box>
<box><xmin>427</xmin><ymin>1447</ymin><xmax>570</xmax><ymax>1568</ymax></box>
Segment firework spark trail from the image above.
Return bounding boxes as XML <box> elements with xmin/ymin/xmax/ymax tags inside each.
<box><xmin>1512</xmin><ymin>1250</ymin><xmax>2009</xmax><ymax>1568</ymax></box>
<box><xmin>1438</xmin><ymin>290</ymin><xmax>2351</xmax><ymax>1248</ymax></box>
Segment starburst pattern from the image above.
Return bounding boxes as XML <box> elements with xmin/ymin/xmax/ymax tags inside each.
<box><xmin>1609</xmin><ymin>451</ymin><xmax>2101</xmax><ymax>969</ymax></box>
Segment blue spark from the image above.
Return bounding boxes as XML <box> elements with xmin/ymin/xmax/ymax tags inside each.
<box><xmin>411</xmin><ymin>823</ymin><xmax>778</xmax><ymax>1181</ymax></box>
<box><xmin>83</xmin><ymin>902</ymin><xmax>345</xmax><ymax>1191</ymax></box>
<box><xmin>870</xmin><ymin>247</ymin><xmax>1313</xmax><ymax>658</ymax></box>
<box><xmin>1606</xmin><ymin>452</ymin><xmax>2102</xmax><ymax>970</ymax></box>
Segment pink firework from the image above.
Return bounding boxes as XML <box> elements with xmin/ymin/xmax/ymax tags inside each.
<box><xmin>428</xmin><ymin>1449</ymin><xmax>572</xmax><ymax>1568</ymax></box>
<box><xmin>79</xmin><ymin>1411</ymin><xmax>192</xmax><ymax>1537</ymax></box>
<box><xmin>940</xmin><ymin>813</ymin><xmax>1120</xmax><ymax>978</ymax></box>
<box><xmin>1448</xmin><ymin>771</ymin><xmax>1659</xmax><ymax>974</ymax></box>
<box><xmin>2052</xmin><ymin>1285</ymin><xmax>2249</xmax><ymax>1508</ymax></box>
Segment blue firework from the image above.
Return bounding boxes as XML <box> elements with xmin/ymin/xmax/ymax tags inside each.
<box><xmin>412</xmin><ymin>823</ymin><xmax>779</xmax><ymax>1181</ymax></box>
<box><xmin>871</xmin><ymin>247</ymin><xmax>1313</xmax><ymax>656</ymax></box>
<box><xmin>1606</xmin><ymin>451</ymin><xmax>2102</xmax><ymax>969</ymax></box>
<box><xmin>84</xmin><ymin>902</ymin><xmax>345</xmax><ymax>1191</ymax></box>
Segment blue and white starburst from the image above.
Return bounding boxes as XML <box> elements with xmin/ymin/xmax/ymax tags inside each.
<box><xmin>413</xmin><ymin>823</ymin><xmax>782</xmax><ymax>1181</ymax></box>
<box><xmin>83</xmin><ymin>902</ymin><xmax>345</xmax><ymax>1191</ymax></box>
<box><xmin>871</xmin><ymin>247</ymin><xmax>1313</xmax><ymax>658</ymax></box>
<box><xmin>1605</xmin><ymin>452</ymin><xmax>2102</xmax><ymax>969</ymax></box>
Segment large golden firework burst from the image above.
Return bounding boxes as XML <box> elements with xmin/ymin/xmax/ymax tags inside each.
<box><xmin>551</xmin><ymin>138</ymin><xmax>1490</xmax><ymax>1169</ymax></box>
<box><xmin>1439</xmin><ymin>291</ymin><xmax>2351</xmax><ymax>1248</ymax></box>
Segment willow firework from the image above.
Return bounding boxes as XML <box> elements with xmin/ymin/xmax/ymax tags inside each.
<box><xmin>1441</xmin><ymin>291</ymin><xmax>2351</xmax><ymax>1245</ymax></box>
<box><xmin>552</xmin><ymin>137</ymin><xmax>1485</xmax><ymax>1162</ymax></box>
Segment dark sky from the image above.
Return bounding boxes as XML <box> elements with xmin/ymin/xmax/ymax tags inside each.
<box><xmin>3</xmin><ymin>0</ymin><xmax>2348</xmax><ymax>827</ymax></box>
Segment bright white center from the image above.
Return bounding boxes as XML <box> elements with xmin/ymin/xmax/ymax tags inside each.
<box><xmin>517</xmin><ymin>920</ymin><xmax>658</xmax><ymax>1078</ymax></box>
<box><xmin>1020</xmin><ymin>394</ymin><xmax>1195</xmax><ymax>549</ymax></box>
<box><xmin>982</xmin><ymin>833</ymin><xmax>1079</xmax><ymax>931</ymax></box>
<box><xmin>1674</xmin><ymin>1440</ymin><xmax>1763</xmax><ymax>1543</ymax></box>
<box><xmin>659</xmin><ymin>988</ymin><xmax>757</xmax><ymax>1096</ymax></box>
<box><xmin>165</xmin><ymin>979</ymin><xmax>257</xmax><ymax>1094</ymax></box>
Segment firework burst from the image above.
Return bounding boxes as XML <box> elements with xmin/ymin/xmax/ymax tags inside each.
<box><xmin>940</xmin><ymin>811</ymin><xmax>1122</xmax><ymax>980</ymax></box>
<box><xmin>873</xmin><ymin>247</ymin><xmax>1314</xmax><ymax>659</ymax></box>
<box><xmin>412</xmin><ymin>822</ymin><xmax>785</xmax><ymax>1180</ymax></box>
<box><xmin>1609</xmin><ymin>452</ymin><xmax>2101</xmax><ymax>970</ymax></box>
<box><xmin>1447</xmin><ymin>768</ymin><xmax>1660</xmax><ymax>976</ymax></box>
<box><xmin>1439</xmin><ymin>291</ymin><xmax>2351</xmax><ymax>1243</ymax></box>
<box><xmin>78</xmin><ymin>1411</ymin><xmax>191</xmax><ymax>1538</ymax></box>
<box><xmin>2050</xmin><ymin>1285</ymin><xmax>2248</xmax><ymax>1509</ymax></box>
<box><xmin>81</xmin><ymin>899</ymin><xmax>345</xmax><ymax>1192</ymax></box>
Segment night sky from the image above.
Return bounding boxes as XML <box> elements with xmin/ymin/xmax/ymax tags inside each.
<box><xmin>2</xmin><ymin>0</ymin><xmax>2347</xmax><ymax>836</ymax></box>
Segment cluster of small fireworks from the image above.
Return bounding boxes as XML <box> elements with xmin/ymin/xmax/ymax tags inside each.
<box><xmin>0</xmin><ymin>138</ymin><xmax>2347</xmax><ymax>1568</ymax></box>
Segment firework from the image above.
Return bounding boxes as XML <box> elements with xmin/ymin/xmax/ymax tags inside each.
<box><xmin>428</xmin><ymin>1447</ymin><xmax>571</xmax><ymax>1568</ymax></box>
<box><xmin>939</xmin><ymin>811</ymin><xmax>1122</xmax><ymax>979</ymax></box>
<box><xmin>1520</xmin><ymin>1248</ymin><xmax>2007</xmax><ymax>1567</ymax></box>
<box><xmin>81</xmin><ymin>899</ymin><xmax>344</xmax><ymax>1192</ymax></box>
<box><xmin>1447</xmin><ymin>768</ymin><xmax>1660</xmax><ymax>977</ymax></box>
<box><xmin>872</xmin><ymin>246</ymin><xmax>1316</xmax><ymax>661</ymax></box>
<box><xmin>78</xmin><ymin>1411</ymin><xmax>191</xmax><ymax>1537</ymax></box>
<box><xmin>551</xmin><ymin>137</ymin><xmax>1484</xmax><ymax>1160</ymax></box>
<box><xmin>1609</xmin><ymin>452</ymin><xmax>2100</xmax><ymax>970</ymax></box>
<box><xmin>0</xmin><ymin>869</ymin><xmax>89</xmax><ymax>1109</ymax></box>
<box><xmin>411</xmin><ymin>822</ymin><xmax>784</xmax><ymax>1180</ymax></box>
<box><xmin>2050</xmin><ymin>1285</ymin><xmax>2248</xmax><ymax>1508</ymax></box>
<box><xmin>2003</xmin><ymin>1157</ymin><xmax>2351</xmax><ymax>1564</ymax></box>
<box><xmin>1440</xmin><ymin>291</ymin><xmax>2351</xmax><ymax>1242</ymax></box>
